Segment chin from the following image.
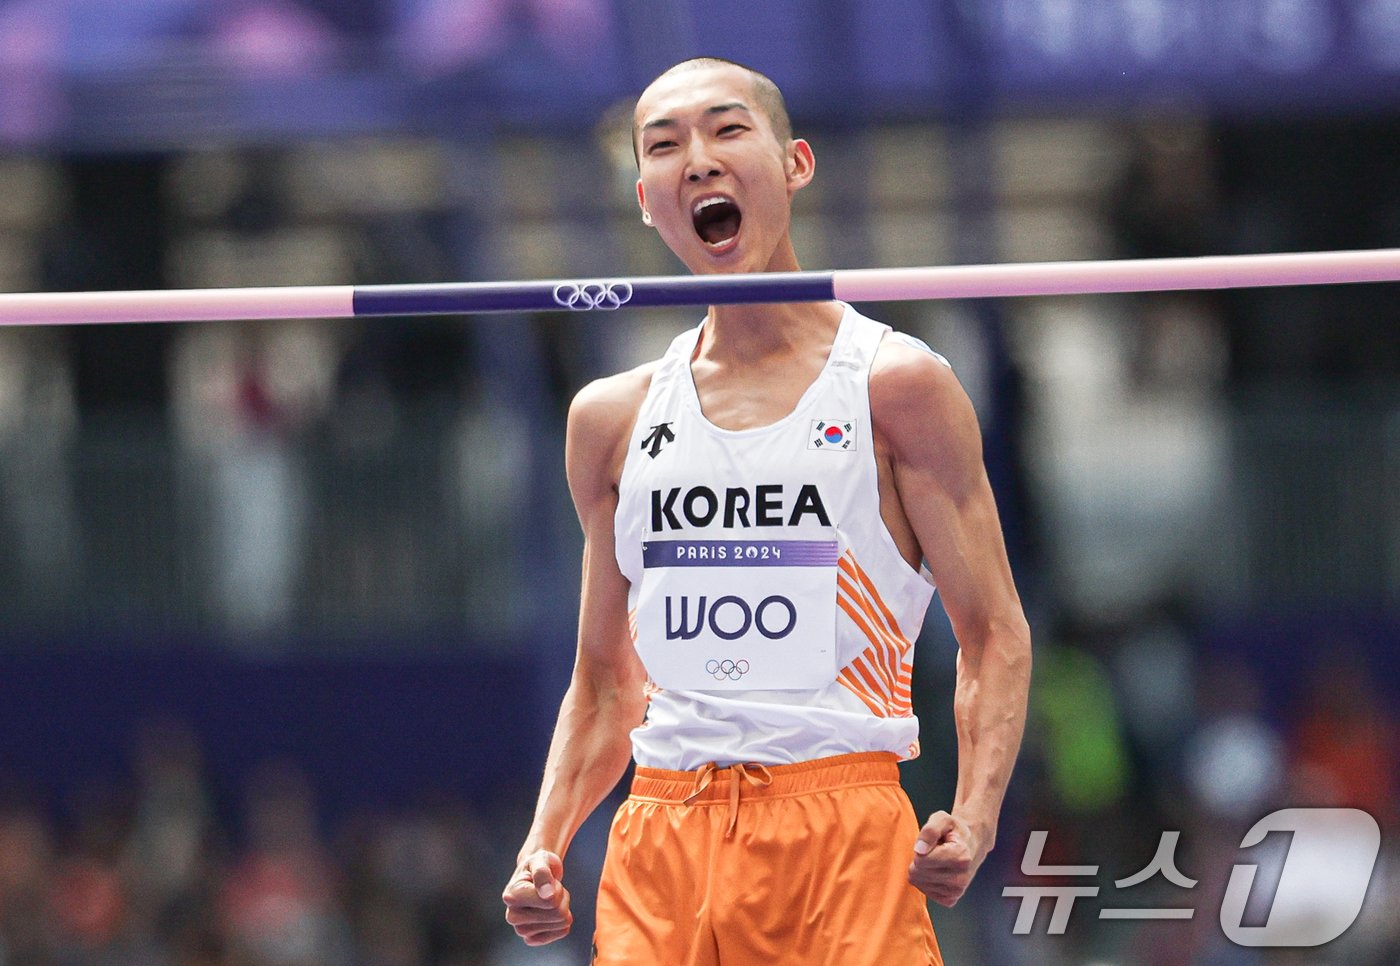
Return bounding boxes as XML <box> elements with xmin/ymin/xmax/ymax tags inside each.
<box><xmin>692</xmin><ymin>239</ymin><xmax>757</xmax><ymax>275</ymax></box>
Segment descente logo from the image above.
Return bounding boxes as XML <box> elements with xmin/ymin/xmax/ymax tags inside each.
<box><xmin>650</xmin><ymin>484</ymin><xmax>831</xmax><ymax>531</ymax></box>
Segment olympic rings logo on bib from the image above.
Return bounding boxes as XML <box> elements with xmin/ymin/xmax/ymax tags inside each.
<box><xmin>552</xmin><ymin>281</ymin><xmax>633</xmax><ymax>311</ymax></box>
<box><xmin>706</xmin><ymin>658</ymin><xmax>750</xmax><ymax>681</ymax></box>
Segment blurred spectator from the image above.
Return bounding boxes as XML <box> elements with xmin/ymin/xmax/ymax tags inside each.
<box><xmin>51</xmin><ymin>780</ymin><xmax>137</xmax><ymax>963</ymax></box>
<box><xmin>1110</xmin><ymin>115</ymin><xmax>1225</xmax><ymax>262</ymax></box>
<box><xmin>0</xmin><ymin>803</ymin><xmax>57</xmax><ymax>962</ymax></box>
<box><xmin>1182</xmin><ymin>658</ymin><xmax>1286</xmax><ymax>824</ymax></box>
<box><xmin>221</xmin><ymin>761</ymin><xmax>351</xmax><ymax>965</ymax></box>
<box><xmin>0</xmin><ymin>327</ymin><xmax>81</xmax><ymax>609</ymax></box>
<box><xmin>171</xmin><ymin>320</ymin><xmax>338</xmax><ymax>633</ymax></box>
<box><xmin>1107</xmin><ymin>113</ymin><xmax>1230</xmax><ymax>403</ymax></box>
<box><xmin>340</xmin><ymin>804</ymin><xmax>502</xmax><ymax>965</ymax></box>
<box><xmin>1287</xmin><ymin>643</ymin><xmax>1400</xmax><ymax>832</ymax></box>
<box><xmin>1032</xmin><ymin>640</ymin><xmax>1132</xmax><ymax>820</ymax></box>
<box><xmin>1111</xmin><ymin>610</ymin><xmax>1197</xmax><ymax>764</ymax></box>
<box><xmin>0</xmin><ymin>718</ymin><xmax>518</xmax><ymax>965</ymax></box>
<box><xmin>123</xmin><ymin>718</ymin><xmax>216</xmax><ymax>921</ymax></box>
<box><xmin>1019</xmin><ymin>625</ymin><xmax>1136</xmax><ymax>931</ymax></box>
<box><xmin>1110</xmin><ymin>606</ymin><xmax>1199</xmax><ymax>826</ymax></box>
<box><xmin>1125</xmin><ymin>293</ymin><xmax>1228</xmax><ymax>399</ymax></box>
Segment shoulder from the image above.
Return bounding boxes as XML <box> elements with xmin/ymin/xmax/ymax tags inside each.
<box><xmin>869</xmin><ymin>333</ymin><xmax>963</xmax><ymax>424</ymax></box>
<box><xmin>565</xmin><ymin>361</ymin><xmax>660</xmax><ymax>498</ymax></box>
<box><xmin>568</xmin><ymin>361</ymin><xmax>658</xmax><ymax>437</ymax></box>
<box><xmin>869</xmin><ymin>334</ymin><xmax>983</xmax><ymax>477</ymax></box>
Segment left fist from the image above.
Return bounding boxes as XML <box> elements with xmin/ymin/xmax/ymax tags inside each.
<box><xmin>908</xmin><ymin>810</ymin><xmax>985</xmax><ymax>907</ymax></box>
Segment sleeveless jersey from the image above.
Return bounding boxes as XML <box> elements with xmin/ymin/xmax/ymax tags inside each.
<box><xmin>614</xmin><ymin>303</ymin><xmax>940</xmax><ymax>771</ymax></box>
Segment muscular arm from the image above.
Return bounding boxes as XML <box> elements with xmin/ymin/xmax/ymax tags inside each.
<box><xmin>504</xmin><ymin>372</ymin><xmax>651</xmax><ymax>945</ymax></box>
<box><xmin>871</xmin><ymin>343</ymin><xmax>1032</xmax><ymax>906</ymax></box>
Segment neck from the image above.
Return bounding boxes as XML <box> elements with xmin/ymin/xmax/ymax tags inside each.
<box><xmin>699</xmin><ymin>299</ymin><xmax>843</xmax><ymax>364</ymax></box>
<box><xmin>693</xmin><ymin>239</ymin><xmax>843</xmax><ymax>363</ymax></box>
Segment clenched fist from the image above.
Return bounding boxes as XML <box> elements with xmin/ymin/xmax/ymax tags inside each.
<box><xmin>908</xmin><ymin>810</ymin><xmax>987</xmax><ymax>907</ymax></box>
<box><xmin>503</xmin><ymin>850</ymin><xmax>573</xmax><ymax>945</ymax></box>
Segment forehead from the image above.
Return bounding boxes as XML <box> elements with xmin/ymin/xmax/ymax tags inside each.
<box><xmin>634</xmin><ymin>65</ymin><xmax>762</xmax><ymax>131</ymax></box>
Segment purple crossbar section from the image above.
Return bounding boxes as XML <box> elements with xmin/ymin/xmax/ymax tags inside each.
<box><xmin>351</xmin><ymin>272</ymin><xmax>835</xmax><ymax>316</ymax></box>
<box><xmin>643</xmin><ymin>540</ymin><xmax>840</xmax><ymax>568</ymax></box>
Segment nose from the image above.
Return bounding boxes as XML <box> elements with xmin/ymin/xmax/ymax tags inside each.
<box><xmin>683</xmin><ymin>139</ymin><xmax>723</xmax><ymax>183</ymax></box>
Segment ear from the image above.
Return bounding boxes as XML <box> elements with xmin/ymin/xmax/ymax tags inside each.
<box><xmin>786</xmin><ymin>139</ymin><xmax>816</xmax><ymax>194</ymax></box>
<box><xmin>636</xmin><ymin>180</ymin><xmax>653</xmax><ymax>226</ymax></box>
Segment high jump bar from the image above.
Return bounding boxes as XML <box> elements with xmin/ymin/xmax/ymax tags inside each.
<box><xmin>1</xmin><ymin>248</ymin><xmax>1398</xmax><ymax>326</ymax></box>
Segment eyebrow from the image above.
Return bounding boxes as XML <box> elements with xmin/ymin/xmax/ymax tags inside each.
<box><xmin>640</xmin><ymin>102</ymin><xmax>754</xmax><ymax>136</ymax></box>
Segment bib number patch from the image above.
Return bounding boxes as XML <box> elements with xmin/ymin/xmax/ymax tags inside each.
<box><xmin>635</xmin><ymin>539</ymin><xmax>838</xmax><ymax>691</ymax></box>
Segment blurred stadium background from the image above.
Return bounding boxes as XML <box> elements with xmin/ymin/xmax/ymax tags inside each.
<box><xmin>0</xmin><ymin>1</ymin><xmax>1398</xmax><ymax>964</ymax></box>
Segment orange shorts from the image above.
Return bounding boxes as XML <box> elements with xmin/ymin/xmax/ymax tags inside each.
<box><xmin>593</xmin><ymin>751</ymin><xmax>942</xmax><ymax>966</ymax></box>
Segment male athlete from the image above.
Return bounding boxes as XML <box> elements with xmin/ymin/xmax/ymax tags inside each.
<box><xmin>502</xmin><ymin>58</ymin><xmax>1032</xmax><ymax>965</ymax></box>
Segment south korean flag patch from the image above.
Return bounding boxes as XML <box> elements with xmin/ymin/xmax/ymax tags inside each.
<box><xmin>809</xmin><ymin>419</ymin><xmax>856</xmax><ymax>451</ymax></box>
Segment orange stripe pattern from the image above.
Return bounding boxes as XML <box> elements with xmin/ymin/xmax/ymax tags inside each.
<box><xmin>835</xmin><ymin>551</ymin><xmax>915</xmax><ymax>719</ymax></box>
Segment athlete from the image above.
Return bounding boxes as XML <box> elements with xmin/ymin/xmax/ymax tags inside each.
<box><xmin>502</xmin><ymin>57</ymin><xmax>1032</xmax><ymax>965</ymax></box>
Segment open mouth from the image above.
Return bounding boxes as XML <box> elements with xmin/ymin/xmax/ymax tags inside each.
<box><xmin>692</xmin><ymin>196</ymin><xmax>742</xmax><ymax>249</ymax></box>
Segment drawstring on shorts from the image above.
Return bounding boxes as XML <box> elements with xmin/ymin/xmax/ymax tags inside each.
<box><xmin>683</xmin><ymin>761</ymin><xmax>774</xmax><ymax>838</ymax></box>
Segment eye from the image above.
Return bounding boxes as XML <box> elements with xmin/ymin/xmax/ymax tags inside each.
<box><xmin>718</xmin><ymin>124</ymin><xmax>748</xmax><ymax>136</ymax></box>
<box><xmin>646</xmin><ymin>139</ymin><xmax>677</xmax><ymax>155</ymax></box>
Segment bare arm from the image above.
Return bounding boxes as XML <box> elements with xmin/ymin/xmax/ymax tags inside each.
<box><xmin>871</xmin><ymin>344</ymin><xmax>1032</xmax><ymax>907</ymax></box>
<box><xmin>503</xmin><ymin>372</ymin><xmax>652</xmax><ymax>945</ymax></box>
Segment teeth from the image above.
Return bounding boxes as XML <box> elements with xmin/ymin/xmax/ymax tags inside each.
<box><xmin>692</xmin><ymin>197</ymin><xmax>730</xmax><ymax>216</ymax></box>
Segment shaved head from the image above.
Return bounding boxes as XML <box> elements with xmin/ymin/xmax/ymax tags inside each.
<box><xmin>632</xmin><ymin>57</ymin><xmax>792</xmax><ymax>165</ymax></box>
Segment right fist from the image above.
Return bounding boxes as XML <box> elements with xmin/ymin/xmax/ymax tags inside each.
<box><xmin>502</xmin><ymin>850</ymin><xmax>573</xmax><ymax>945</ymax></box>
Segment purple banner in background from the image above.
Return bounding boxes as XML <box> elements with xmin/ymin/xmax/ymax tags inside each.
<box><xmin>643</xmin><ymin>540</ymin><xmax>839</xmax><ymax>569</ymax></box>
<box><xmin>5</xmin><ymin>0</ymin><xmax>1399</xmax><ymax>150</ymax></box>
<box><xmin>967</xmin><ymin>0</ymin><xmax>1400</xmax><ymax>104</ymax></box>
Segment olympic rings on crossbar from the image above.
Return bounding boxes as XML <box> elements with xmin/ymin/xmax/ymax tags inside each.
<box><xmin>551</xmin><ymin>281</ymin><xmax>634</xmax><ymax>311</ymax></box>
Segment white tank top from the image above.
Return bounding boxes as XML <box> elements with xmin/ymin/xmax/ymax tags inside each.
<box><xmin>614</xmin><ymin>303</ymin><xmax>940</xmax><ymax>770</ymax></box>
